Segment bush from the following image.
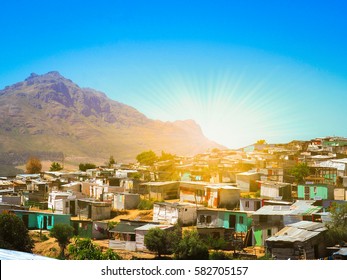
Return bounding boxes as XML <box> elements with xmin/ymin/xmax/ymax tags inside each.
<box><xmin>137</xmin><ymin>199</ymin><xmax>154</xmax><ymax>210</ymax></box>
<box><xmin>68</xmin><ymin>238</ymin><xmax>122</xmax><ymax>260</ymax></box>
<box><xmin>209</xmin><ymin>250</ymin><xmax>233</xmax><ymax>260</ymax></box>
<box><xmin>174</xmin><ymin>230</ymin><xmax>209</xmax><ymax>260</ymax></box>
<box><xmin>0</xmin><ymin>212</ymin><xmax>34</xmax><ymax>252</ymax></box>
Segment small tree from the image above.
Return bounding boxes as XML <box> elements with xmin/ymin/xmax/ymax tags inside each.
<box><xmin>144</xmin><ymin>228</ymin><xmax>169</xmax><ymax>258</ymax></box>
<box><xmin>144</xmin><ymin>225</ymin><xmax>181</xmax><ymax>258</ymax></box>
<box><xmin>0</xmin><ymin>212</ymin><xmax>34</xmax><ymax>252</ymax></box>
<box><xmin>26</xmin><ymin>156</ymin><xmax>42</xmax><ymax>174</ymax></box>
<box><xmin>326</xmin><ymin>202</ymin><xmax>347</xmax><ymax>246</ymax></box>
<box><xmin>68</xmin><ymin>238</ymin><xmax>122</xmax><ymax>260</ymax></box>
<box><xmin>290</xmin><ymin>162</ymin><xmax>310</xmax><ymax>184</ymax></box>
<box><xmin>79</xmin><ymin>163</ymin><xmax>97</xmax><ymax>171</ymax></box>
<box><xmin>108</xmin><ymin>155</ymin><xmax>116</xmax><ymax>167</ymax></box>
<box><xmin>136</xmin><ymin>150</ymin><xmax>158</xmax><ymax>166</ymax></box>
<box><xmin>50</xmin><ymin>223</ymin><xmax>74</xmax><ymax>259</ymax></box>
<box><xmin>174</xmin><ymin>230</ymin><xmax>209</xmax><ymax>260</ymax></box>
<box><xmin>50</xmin><ymin>162</ymin><xmax>63</xmax><ymax>171</ymax></box>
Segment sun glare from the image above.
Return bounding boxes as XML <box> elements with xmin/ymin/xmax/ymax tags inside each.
<box><xmin>136</xmin><ymin>67</ymin><xmax>306</xmax><ymax>149</ymax></box>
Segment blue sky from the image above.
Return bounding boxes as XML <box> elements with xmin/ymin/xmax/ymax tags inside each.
<box><xmin>1</xmin><ymin>0</ymin><xmax>347</xmax><ymax>148</ymax></box>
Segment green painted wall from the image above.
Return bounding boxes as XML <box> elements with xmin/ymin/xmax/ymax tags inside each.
<box><xmin>254</xmin><ymin>229</ymin><xmax>262</xmax><ymax>246</ymax></box>
<box><xmin>298</xmin><ymin>184</ymin><xmax>328</xmax><ymax>199</ymax></box>
<box><xmin>222</xmin><ymin>212</ymin><xmax>251</xmax><ymax>233</ymax></box>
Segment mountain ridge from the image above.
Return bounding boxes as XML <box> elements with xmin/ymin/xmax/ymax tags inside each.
<box><xmin>0</xmin><ymin>71</ymin><xmax>224</xmax><ymax>166</ymax></box>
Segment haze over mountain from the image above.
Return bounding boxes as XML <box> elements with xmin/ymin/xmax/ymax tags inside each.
<box><xmin>0</xmin><ymin>71</ymin><xmax>224</xmax><ymax>168</ymax></box>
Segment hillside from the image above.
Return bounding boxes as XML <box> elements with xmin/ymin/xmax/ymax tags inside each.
<box><xmin>0</xmin><ymin>71</ymin><xmax>223</xmax><ymax>171</ymax></box>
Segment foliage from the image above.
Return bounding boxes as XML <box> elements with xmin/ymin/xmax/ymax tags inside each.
<box><xmin>209</xmin><ymin>250</ymin><xmax>232</xmax><ymax>260</ymax></box>
<box><xmin>0</xmin><ymin>212</ymin><xmax>34</xmax><ymax>253</ymax></box>
<box><xmin>49</xmin><ymin>162</ymin><xmax>63</xmax><ymax>171</ymax></box>
<box><xmin>174</xmin><ymin>230</ymin><xmax>209</xmax><ymax>260</ymax></box>
<box><xmin>136</xmin><ymin>150</ymin><xmax>158</xmax><ymax>166</ymax></box>
<box><xmin>137</xmin><ymin>199</ymin><xmax>154</xmax><ymax>210</ymax></box>
<box><xmin>50</xmin><ymin>223</ymin><xmax>75</xmax><ymax>259</ymax></box>
<box><xmin>158</xmin><ymin>151</ymin><xmax>175</xmax><ymax>161</ymax></box>
<box><xmin>79</xmin><ymin>162</ymin><xmax>97</xmax><ymax>171</ymax></box>
<box><xmin>326</xmin><ymin>202</ymin><xmax>347</xmax><ymax>245</ymax></box>
<box><xmin>144</xmin><ymin>224</ymin><xmax>182</xmax><ymax>257</ymax></box>
<box><xmin>205</xmin><ymin>236</ymin><xmax>228</xmax><ymax>250</ymax></box>
<box><xmin>256</xmin><ymin>139</ymin><xmax>267</xmax><ymax>145</ymax></box>
<box><xmin>108</xmin><ymin>155</ymin><xmax>116</xmax><ymax>167</ymax></box>
<box><xmin>290</xmin><ymin>162</ymin><xmax>310</xmax><ymax>184</ymax></box>
<box><xmin>68</xmin><ymin>238</ymin><xmax>122</xmax><ymax>260</ymax></box>
<box><xmin>26</xmin><ymin>156</ymin><xmax>42</xmax><ymax>174</ymax></box>
<box><xmin>144</xmin><ymin>228</ymin><xmax>170</xmax><ymax>257</ymax></box>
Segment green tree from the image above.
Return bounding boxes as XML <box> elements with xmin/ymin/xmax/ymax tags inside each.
<box><xmin>79</xmin><ymin>163</ymin><xmax>97</xmax><ymax>171</ymax></box>
<box><xmin>326</xmin><ymin>202</ymin><xmax>347</xmax><ymax>245</ymax></box>
<box><xmin>50</xmin><ymin>162</ymin><xmax>63</xmax><ymax>171</ymax></box>
<box><xmin>174</xmin><ymin>230</ymin><xmax>209</xmax><ymax>260</ymax></box>
<box><xmin>144</xmin><ymin>227</ymin><xmax>169</xmax><ymax>257</ymax></box>
<box><xmin>256</xmin><ymin>139</ymin><xmax>267</xmax><ymax>145</ymax></box>
<box><xmin>50</xmin><ymin>223</ymin><xmax>75</xmax><ymax>259</ymax></box>
<box><xmin>290</xmin><ymin>162</ymin><xmax>310</xmax><ymax>184</ymax></box>
<box><xmin>26</xmin><ymin>156</ymin><xmax>42</xmax><ymax>174</ymax></box>
<box><xmin>136</xmin><ymin>150</ymin><xmax>158</xmax><ymax>166</ymax></box>
<box><xmin>158</xmin><ymin>151</ymin><xmax>175</xmax><ymax>161</ymax></box>
<box><xmin>144</xmin><ymin>224</ymin><xmax>181</xmax><ymax>258</ymax></box>
<box><xmin>68</xmin><ymin>238</ymin><xmax>122</xmax><ymax>260</ymax></box>
<box><xmin>108</xmin><ymin>155</ymin><xmax>116</xmax><ymax>167</ymax></box>
<box><xmin>0</xmin><ymin>212</ymin><xmax>34</xmax><ymax>252</ymax></box>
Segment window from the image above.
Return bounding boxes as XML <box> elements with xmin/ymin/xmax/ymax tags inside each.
<box><xmin>267</xmin><ymin>229</ymin><xmax>272</xmax><ymax>236</ymax></box>
<box><xmin>239</xmin><ymin>216</ymin><xmax>244</xmax><ymax>224</ymax></box>
<box><xmin>65</xmin><ymin>201</ymin><xmax>69</xmax><ymax>208</ymax></box>
<box><xmin>245</xmin><ymin>201</ymin><xmax>249</xmax><ymax>208</ymax></box>
<box><xmin>199</xmin><ymin>215</ymin><xmax>205</xmax><ymax>223</ymax></box>
<box><xmin>206</xmin><ymin>215</ymin><xmax>212</xmax><ymax>224</ymax></box>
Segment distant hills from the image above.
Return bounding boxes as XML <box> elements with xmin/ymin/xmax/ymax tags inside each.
<box><xmin>0</xmin><ymin>71</ymin><xmax>223</xmax><ymax>170</ymax></box>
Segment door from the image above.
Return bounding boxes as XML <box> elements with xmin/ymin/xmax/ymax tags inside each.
<box><xmin>43</xmin><ymin>216</ymin><xmax>47</xmax><ymax>229</ymax></box>
<box><xmin>229</xmin><ymin>215</ymin><xmax>236</xmax><ymax>229</ymax></box>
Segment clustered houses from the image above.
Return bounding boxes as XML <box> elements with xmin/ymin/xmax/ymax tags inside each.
<box><xmin>1</xmin><ymin>136</ymin><xmax>347</xmax><ymax>259</ymax></box>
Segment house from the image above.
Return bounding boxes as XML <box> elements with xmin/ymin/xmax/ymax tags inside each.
<box><xmin>135</xmin><ymin>224</ymin><xmax>175</xmax><ymax>252</ymax></box>
<box><xmin>142</xmin><ymin>181</ymin><xmax>180</xmax><ymax>200</ymax></box>
<box><xmin>196</xmin><ymin>208</ymin><xmax>252</xmax><ymax>249</ymax></box>
<box><xmin>240</xmin><ymin>198</ymin><xmax>262</xmax><ymax>212</ymax></box>
<box><xmin>11</xmin><ymin>210</ymin><xmax>71</xmax><ymax>230</ymax></box>
<box><xmin>266</xmin><ymin>221</ymin><xmax>330</xmax><ymax>259</ymax></box>
<box><xmin>76</xmin><ymin>199</ymin><xmax>112</xmax><ymax>220</ymax></box>
<box><xmin>70</xmin><ymin>220</ymin><xmax>108</xmax><ymax>239</ymax></box>
<box><xmin>259</xmin><ymin>180</ymin><xmax>293</xmax><ymax>201</ymax></box>
<box><xmin>251</xmin><ymin>200</ymin><xmax>322</xmax><ymax>246</ymax></box>
<box><xmin>153</xmin><ymin>202</ymin><xmax>198</xmax><ymax>225</ymax></box>
<box><xmin>48</xmin><ymin>191</ymin><xmax>76</xmax><ymax>215</ymax></box>
<box><xmin>179</xmin><ymin>181</ymin><xmax>240</xmax><ymax>209</ymax></box>
<box><xmin>0</xmin><ymin>194</ymin><xmax>22</xmax><ymax>206</ymax></box>
<box><xmin>113</xmin><ymin>193</ymin><xmax>140</xmax><ymax>210</ymax></box>
<box><xmin>108</xmin><ymin>219</ymin><xmax>152</xmax><ymax>251</ymax></box>
<box><xmin>334</xmin><ymin>187</ymin><xmax>347</xmax><ymax>200</ymax></box>
<box><xmin>197</xmin><ymin>208</ymin><xmax>252</xmax><ymax>233</ymax></box>
<box><xmin>236</xmin><ymin>171</ymin><xmax>261</xmax><ymax>192</ymax></box>
<box><xmin>296</xmin><ymin>183</ymin><xmax>334</xmax><ymax>200</ymax></box>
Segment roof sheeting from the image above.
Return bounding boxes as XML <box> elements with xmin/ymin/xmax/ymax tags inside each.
<box><xmin>266</xmin><ymin>221</ymin><xmax>326</xmax><ymax>243</ymax></box>
<box><xmin>0</xmin><ymin>249</ymin><xmax>56</xmax><ymax>260</ymax></box>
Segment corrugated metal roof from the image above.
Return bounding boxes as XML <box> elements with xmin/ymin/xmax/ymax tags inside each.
<box><xmin>333</xmin><ymin>248</ymin><xmax>347</xmax><ymax>256</ymax></box>
<box><xmin>254</xmin><ymin>200</ymin><xmax>321</xmax><ymax>216</ymax></box>
<box><xmin>266</xmin><ymin>221</ymin><xmax>326</xmax><ymax>243</ymax></box>
<box><xmin>0</xmin><ymin>249</ymin><xmax>56</xmax><ymax>260</ymax></box>
<box><xmin>135</xmin><ymin>224</ymin><xmax>174</xmax><ymax>231</ymax></box>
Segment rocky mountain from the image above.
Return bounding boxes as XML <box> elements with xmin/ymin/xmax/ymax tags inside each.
<box><xmin>0</xmin><ymin>71</ymin><xmax>224</xmax><ymax>167</ymax></box>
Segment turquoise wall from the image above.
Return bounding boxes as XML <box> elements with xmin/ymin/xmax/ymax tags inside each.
<box><xmin>222</xmin><ymin>212</ymin><xmax>251</xmax><ymax>233</ymax></box>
